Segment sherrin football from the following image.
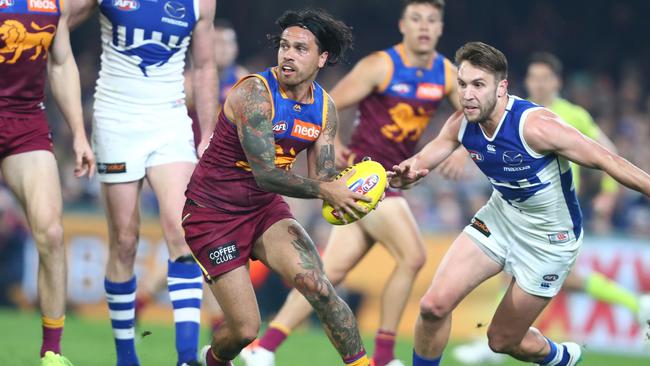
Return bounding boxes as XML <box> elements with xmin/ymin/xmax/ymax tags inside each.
<box><xmin>322</xmin><ymin>159</ymin><xmax>387</xmax><ymax>225</ymax></box>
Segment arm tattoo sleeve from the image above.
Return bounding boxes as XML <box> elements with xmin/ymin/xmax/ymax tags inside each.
<box><xmin>233</xmin><ymin>78</ymin><xmax>325</xmax><ymax>199</ymax></box>
<box><xmin>313</xmin><ymin>98</ymin><xmax>339</xmax><ymax>180</ymax></box>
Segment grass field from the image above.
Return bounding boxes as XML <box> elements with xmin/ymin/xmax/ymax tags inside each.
<box><xmin>1</xmin><ymin>308</ymin><xmax>648</xmax><ymax>365</ymax></box>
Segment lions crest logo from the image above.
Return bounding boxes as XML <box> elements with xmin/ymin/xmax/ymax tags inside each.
<box><xmin>0</xmin><ymin>20</ymin><xmax>56</xmax><ymax>64</ymax></box>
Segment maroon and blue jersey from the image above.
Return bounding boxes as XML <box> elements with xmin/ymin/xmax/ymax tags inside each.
<box><xmin>0</xmin><ymin>0</ymin><xmax>61</xmax><ymax>116</ymax></box>
<box><xmin>348</xmin><ymin>44</ymin><xmax>455</xmax><ymax>169</ymax></box>
<box><xmin>187</xmin><ymin>67</ymin><xmax>329</xmax><ymax>212</ymax></box>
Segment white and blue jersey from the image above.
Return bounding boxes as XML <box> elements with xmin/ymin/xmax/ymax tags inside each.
<box><xmin>458</xmin><ymin>96</ymin><xmax>584</xmax><ymax>297</ymax></box>
<box><xmin>459</xmin><ymin>95</ymin><xmax>582</xmax><ymax>239</ymax></box>
<box><xmin>94</xmin><ymin>0</ymin><xmax>199</xmax><ymax>111</ymax></box>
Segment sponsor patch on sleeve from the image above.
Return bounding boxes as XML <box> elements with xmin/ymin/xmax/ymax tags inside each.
<box><xmin>470</xmin><ymin>217</ymin><xmax>491</xmax><ymax>237</ymax></box>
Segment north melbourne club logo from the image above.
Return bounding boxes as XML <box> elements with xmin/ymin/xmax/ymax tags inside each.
<box><xmin>502</xmin><ymin>151</ymin><xmax>523</xmax><ymax>166</ymax></box>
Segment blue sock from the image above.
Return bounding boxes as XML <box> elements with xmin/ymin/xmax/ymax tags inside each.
<box><xmin>413</xmin><ymin>349</ymin><xmax>441</xmax><ymax>366</ymax></box>
<box><xmin>540</xmin><ymin>338</ymin><xmax>572</xmax><ymax>366</ymax></box>
<box><xmin>105</xmin><ymin>277</ymin><xmax>139</xmax><ymax>366</ymax></box>
<box><xmin>168</xmin><ymin>259</ymin><xmax>203</xmax><ymax>365</ymax></box>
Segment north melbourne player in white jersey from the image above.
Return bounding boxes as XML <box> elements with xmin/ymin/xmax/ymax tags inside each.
<box><xmin>390</xmin><ymin>42</ymin><xmax>650</xmax><ymax>366</ymax></box>
<box><xmin>72</xmin><ymin>1</ymin><xmax>217</xmax><ymax>365</ymax></box>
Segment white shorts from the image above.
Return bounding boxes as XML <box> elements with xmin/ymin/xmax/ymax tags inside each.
<box><xmin>463</xmin><ymin>192</ymin><xmax>583</xmax><ymax>297</ymax></box>
<box><xmin>92</xmin><ymin>107</ymin><xmax>197</xmax><ymax>183</ymax></box>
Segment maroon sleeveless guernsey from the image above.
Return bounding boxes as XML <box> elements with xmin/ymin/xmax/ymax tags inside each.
<box><xmin>348</xmin><ymin>44</ymin><xmax>455</xmax><ymax>169</ymax></box>
<box><xmin>0</xmin><ymin>0</ymin><xmax>61</xmax><ymax>116</ymax></box>
<box><xmin>186</xmin><ymin>67</ymin><xmax>329</xmax><ymax>212</ymax></box>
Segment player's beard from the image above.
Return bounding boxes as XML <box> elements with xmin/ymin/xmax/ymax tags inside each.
<box><xmin>469</xmin><ymin>93</ymin><xmax>497</xmax><ymax>124</ymax></box>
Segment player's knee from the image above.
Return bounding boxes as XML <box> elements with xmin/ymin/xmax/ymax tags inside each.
<box><xmin>112</xmin><ymin>230</ymin><xmax>139</xmax><ymax>263</ymax></box>
<box><xmin>419</xmin><ymin>295</ymin><xmax>452</xmax><ymax>321</ymax></box>
<box><xmin>398</xmin><ymin>248</ymin><xmax>426</xmax><ymax>273</ymax></box>
<box><xmin>487</xmin><ymin>329</ymin><xmax>519</xmax><ymax>354</ymax></box>
<box><xmin>33</xmin><ymin>222</ymin><xmax>64</xmax><ymax>253</ymax></box>
<box><xmin>293</xmin><ymin>272</ymin><xmax>334</xmax><ymax>307</ymax></box>
<box><xmin>230</xmin><ymin>322</ymin><xmax>260</xmax><ymax>349</ymax></box>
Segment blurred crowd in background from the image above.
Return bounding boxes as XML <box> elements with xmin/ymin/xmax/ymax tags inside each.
<box><xmin>1</xmin><ymin>0</ymin><xmax>650</xmax><ymax>307</ymax></box>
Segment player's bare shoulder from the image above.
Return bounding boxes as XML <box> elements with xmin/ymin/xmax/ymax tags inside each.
<box><xmin>224</xmin><ymin>76</ymin><xmax>272</xmax><ymax>124</ymax></box>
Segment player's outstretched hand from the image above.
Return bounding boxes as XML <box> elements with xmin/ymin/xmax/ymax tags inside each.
<box><xmin>73</xmin><ymin>137</ymin><xmax>96</xmax><ymax>178</ymax></box>
<box><xmin>388</xmin><ymin>163</ymin><xmax>429</xmax><ymax>189</ymax></box>
<box><xmin>321</xmin><ymin>169</ymin><xmax>371</xmax><ymax>223</ymax></box>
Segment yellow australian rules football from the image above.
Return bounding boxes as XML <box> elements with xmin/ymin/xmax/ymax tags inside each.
<box><xmin>322</xmin><ymin>159</ymin><xmax>387</xmax><ymax>225</ymax></box>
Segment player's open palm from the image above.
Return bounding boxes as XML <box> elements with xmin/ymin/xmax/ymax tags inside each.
<box><xmin>73</xmin><ymin>137</ymin><xmax>96</xmax><ymax>178</ymax></box>
<box><xmin>388</xmin><ymin>163</ymin><xmax>429</xmax><ymax>189</ymax></box>
<box><xmin>321</xmin><ymin>169</ymin><xmax>371</xmax><ymax>222</ymax></box>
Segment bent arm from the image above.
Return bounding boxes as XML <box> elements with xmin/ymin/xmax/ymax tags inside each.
<box><xmin>525</xmin><ymin>110</ymin><xmax>650</xmax><ymax>196</ymax></box>
<box><xmin>405</xmin><ymin>111</ymin><xmax>463</xmax><ymax>171</ymax></box>
<box><xmin>191</xmin><ymin>0</ymin><xmax>218</xmax><ymax>146</ymax></box>
<box><xmin>48</xmin><ymin>7</ymin><xmax>87</xmax><ymax>144</ymax></box>
<box><xmin>67</xmin><ymin>0</ymin><xmax>98</xmax><ymax>29</ymax></box>
<box><xmin>231</xmin><ymin>78</ymin><xmax>327</xmax><ymax>199</ymax></box>
<box><xmin>307</xmin><ymin>97</ymin><xmax>338</xmax><ymax>181</ymax></box>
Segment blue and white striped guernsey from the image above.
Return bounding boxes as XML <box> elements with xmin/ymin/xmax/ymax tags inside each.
<box><xmin>458</xmin><ymin>95</ymin><xmax>583</xmax><ymax>239</ymax></box>
<box><xmin>95</xmin><ymin>0</ymin><xmax>199</xmax><ymax>110</ymax></box>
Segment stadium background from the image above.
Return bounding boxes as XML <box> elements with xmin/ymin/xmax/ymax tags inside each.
<box><xmin>1</xmin><ymin>0</ymin><xmax>650</xmax><ymax>364</ymax></box>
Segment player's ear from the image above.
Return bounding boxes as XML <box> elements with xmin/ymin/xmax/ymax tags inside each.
<box><xmin>318</xmin><ymin>51</ymin><xmax>329</xmax><ymax>68</ymax></box>
<box><xmin>497</xmin><ymin>79</ymin><xmax>508</xmax><ymax>98</ymax></box>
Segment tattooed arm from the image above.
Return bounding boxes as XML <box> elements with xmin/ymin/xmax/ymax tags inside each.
<box><xmin>307</xmin><ymin>97</ymin><xmax>338</xmax><ymax>180</ymax></box>
<box><xmin>228</xmin><ymin>77</ymin><xmax>367</xmax><ymax>214</ymax></box>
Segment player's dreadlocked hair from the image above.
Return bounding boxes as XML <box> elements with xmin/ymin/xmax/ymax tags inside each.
<box><xmin>269</xmin><ymin>8</ymin><xmax>354</xmax><ymax>67</ymax></box>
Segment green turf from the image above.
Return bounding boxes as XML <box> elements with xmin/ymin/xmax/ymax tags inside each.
<box><xmin>1</xmin><ymin>307</ymin><xmax>647</xmax><ymax>365</ymax></box>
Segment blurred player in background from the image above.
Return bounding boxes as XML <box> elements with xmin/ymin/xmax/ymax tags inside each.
<box><xmin>73</xmin><ymin>0</ymin><xmax>217</xmax><ymax>364</ymax></box>
<box><xmin>452</xmin><ymin>51</ymin><xmax>650</xmax><ymax>365</ymax></box>
<box><xmin>0</xmin><ymin>1</ymin><xmax>95</xmax><ymax>365</ymax></box>
<box><xmin>242</xmin><ymin>2</ymin><xmax>462</xmax><ymax>365</ymax></box>
<box><xmin>183</xmin><ymin>8</ymin><xmax>373</xmax><ymax>366</ymax></box>
<box><xmin>213</xmin><ymin>18</ymin><xmax>249</xmax><ymax>107</ymax></box>
<box><xmin>390</xmin><ymin>41</ymin><xmax>650</xmax><ymax>366</ymax></box>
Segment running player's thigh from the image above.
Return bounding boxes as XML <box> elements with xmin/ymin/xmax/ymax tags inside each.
<box><xmin>489</xmin><ymin>279</ymin><xmax>550</xmax><ymax>339</ymax></box>
<box><xmin>320</xmin><ymin>222</ymin><xmax>373</xmax><ymax>284</ymax></box>
<box><xmin>421</xmin><ymin>232</ymin><xmax>502</xmax><ymax>307</ymax></box>
<box><xmin>1</xmin><ymin>151</ymin><xmax>62</xmax><ymax>226</ymax></box>
<box><xmin>101</xmin><ymin>180</ymin><xmax>143</xmax><ymax>235</ymax></box>
<box><xmin>252</xmin><ymin>219</ymin><xmax>324</xmax><ymax>285</ymax></box>
<box><xmin>207</xmin><ymin>265</ymin><xmax>260</xmax><ymax>329</ymax></box>
<box><xmin>358</xmin><ymin>196</ymin><xmax>425</xmax><ymax>261</ymax></box>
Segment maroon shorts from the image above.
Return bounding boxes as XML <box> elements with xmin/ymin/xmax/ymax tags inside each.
<box><xmin>182</xmin><ymin>196</ymin><xmax>294</xmax><ymax>281</ymax></box>
<box><xmin>0</xmin><ymin>113</ymin><xmax>53</xmax><ymax>160</ymax></box>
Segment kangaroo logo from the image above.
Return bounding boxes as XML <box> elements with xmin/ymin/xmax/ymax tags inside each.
<box><xmin>113</xmin><ymin>40</ymin><xmax>181</xmax><ymax>77</ymax></box>
<box><xmin>0</xmin><ymin>20</ymin><xmax>56</xmax><ymax>64</ymax></box>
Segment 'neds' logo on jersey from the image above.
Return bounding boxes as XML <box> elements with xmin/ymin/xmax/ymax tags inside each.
<box><xmin>28</xmin><ymin>0</ymin><xmax>56</xmax><ymax>12</ymax></box>
<box><xmin>0</xmin><ymin>0</ymin><xmax>15</xmax><ymax>9</ymax></box>
<box><xmin>348</xmin><ymin>174</ymin><xmax>379</xmax><ymax>194</ymax></box>
<box><xmin>113</xmin><ymin>0</ymin><xmax>140</xmax><ymax>11</ymax></box>
<box><xmin>416</xmin><ymin>83</ymin><xmax>443</xmax><ymax>100</ymax></box>
<box><xmin>273</xmin><ymin>121</ymin><xmax>288</xmax><ymax>134</ymax></box>
<box><xmin>291</xmin><ymin>119</ymin><xmax>321</xmax><ymax>141</ymax></box>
